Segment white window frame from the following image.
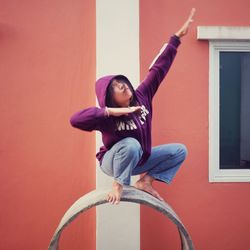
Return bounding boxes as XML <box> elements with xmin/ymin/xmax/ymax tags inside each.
<box><xmin>197</xmin><ymin>26</ymin><xmax>250</xmax><ymax>182</ymax></box>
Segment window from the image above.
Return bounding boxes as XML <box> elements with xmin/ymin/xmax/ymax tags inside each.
<box><xmin>198</xmin><ymin>26</ymin><xmax>250</xmax><ymax>182</ymax></box>
<box><xmin>209</xmin><ymin>41</ymin><xmax>250</xmax><ymax>182</ymax></box>
<box><xmin>220</xmin><ymin>52</ymin><xmax>250</xmax><ymax>170</ymax></box>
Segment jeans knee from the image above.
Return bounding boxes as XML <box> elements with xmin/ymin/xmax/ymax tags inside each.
<box><xmin>178</xmin><ymin>143</ymin><xmax>188</xmax><ymax>160</ymax></box>
<box><xmin>118</xmin><ymin>137</ymin><xmax>142</xmax><ymax>159</ymax></box>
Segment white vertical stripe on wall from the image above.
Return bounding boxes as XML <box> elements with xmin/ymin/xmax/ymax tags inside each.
<box><xmin>96</xmin><ymin>1</ymin><xmax>140</xmax><ymax>249</ymax></box>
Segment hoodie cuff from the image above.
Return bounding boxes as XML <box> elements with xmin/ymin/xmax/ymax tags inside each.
<box><xmin>96</xmin><ymin>107</ymin><xmax>109</xmax><ymax>118</ymax></box>
<box><xmin>169</xmin><ymin>35</ymin><xmax>181</xmax><ymax>49</ymax></box>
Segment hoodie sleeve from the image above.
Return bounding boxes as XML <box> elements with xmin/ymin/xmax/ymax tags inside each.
<box><xmin>136</xmin><ymin>35</ymin><xmax>181</xmax><ymax>101</ymax></box>
<box><xmin>70</xmin><ymin>107</ymin><xmax>108</xmax><ymax>132</ymax></box>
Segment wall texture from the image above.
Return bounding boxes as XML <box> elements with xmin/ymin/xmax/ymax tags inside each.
<box><xmin>140</xmin><ymin>1</ymin><xmax>250</xmax><ymax>250</ymax></box>
<box><xmin>0</xmin><ymin>1</ymin><xmax>96</xmax><ymax>249</ymax></box>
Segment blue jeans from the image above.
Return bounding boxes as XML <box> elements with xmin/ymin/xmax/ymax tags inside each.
<box><xmin>100</xmin><ymin>137</ymin><xmax>188</xmax><ymax>186</ymax></box>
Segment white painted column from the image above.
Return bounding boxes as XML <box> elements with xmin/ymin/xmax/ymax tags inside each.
<box><xmin>96</xmin><ymin>1</ymin><xmax>140</xmax><ymax>249</ymax></box>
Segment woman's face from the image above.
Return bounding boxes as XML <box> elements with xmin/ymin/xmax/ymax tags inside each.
<box><xmin>111</xmin><ymin>79</ymin><xmax>133</xmax><ymax>107</ymax></box>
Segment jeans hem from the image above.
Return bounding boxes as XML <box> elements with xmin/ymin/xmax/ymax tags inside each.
<box><xmin>114</xmin><ymin>178</ymin><xmax>130</xmax><ymax>186</ymax></box>
<box><xmin>149</xmin><ymin>174</ymin><xmax>172</xmax><ymax>184</ymax></box>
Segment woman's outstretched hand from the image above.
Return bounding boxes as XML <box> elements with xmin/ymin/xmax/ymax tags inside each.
<box><xmin>106</xmin><ymin>106</ymin><xmax>141</xmax><ymax>117</ymax></box>
<box><xmin>175</xmin><ymin>8</ymin><xmax>196</xmax><ymax>38</ymax></box>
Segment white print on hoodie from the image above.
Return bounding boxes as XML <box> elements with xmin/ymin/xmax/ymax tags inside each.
<box><xmin>116</xmin><ymin>105</ymin><xmax>149</xmax><ymax>131</ymax></box>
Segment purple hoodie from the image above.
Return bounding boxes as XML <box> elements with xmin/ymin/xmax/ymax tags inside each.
<box><xmin>70</xmin><ymin>35</ymin><xmax>181</xmax><ymax>166</ymax></box>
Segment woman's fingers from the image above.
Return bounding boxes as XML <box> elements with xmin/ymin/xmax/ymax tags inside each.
<box><xmin>135</xmin><ymin>106</ymin><xmax>142</xmax><ymax>111</ymax></box>
<box><xmin>188</xmin><ymin>8</ymin><xmax>196</xmax><ymax>22</ymax></box>
<box><xmin>128</xmin><ymin>106</ymin><xmax>141</xmax><ymax>113</ymax></box>
<box><xmin>107</xmin><ymin>193</ymin><xmax>118</xmax><ymax>204</ymax></box>
<box><xmin>107</xmin><ymin>193</ymin><xmax>113</xmax><ymax>203</ymax></box>
<box><xmin>175</xmin><ymin>8</ymin><xmax>196</xmax><ymax>38</ymax></box>
<box><xmin>189</xmin><ymin>8</ymin><xmax>196</xmax><ymax>19</ymax></box>
<box><xmin>183</xmin><ymin>8</ymin><xmax>196</xmax><ymax>34</ymax></box>
<box><xmin>106</xmin><ymin>192</ymin><xmax>122</xmax><ymax>204</ymax></box>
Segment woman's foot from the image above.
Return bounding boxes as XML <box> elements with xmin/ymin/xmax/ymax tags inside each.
<box><xmin>107</xmin><ymin>180</ymin><xmax>123</xmax><ymax>205</ymax></box>
<box><xmin>134</xmin><ymin>175</ymin><xmax>164</xmax><ymax>201</ymax></box>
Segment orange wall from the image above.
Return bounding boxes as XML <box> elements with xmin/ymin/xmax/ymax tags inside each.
<box><xmin>0</xmin><ymin>1</ymin><xmax>96</xmax><ymax>249</ymax></box>
<box><xmin>140</xmin><ymin>1</ymin><xmax>250</xmax><ymax>250</ymax></box>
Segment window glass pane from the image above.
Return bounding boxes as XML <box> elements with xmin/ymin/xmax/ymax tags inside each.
<box><xmin>219</xmin><ymin>52</ymin><xmax>250</xmax><ymax>169</ymax></box>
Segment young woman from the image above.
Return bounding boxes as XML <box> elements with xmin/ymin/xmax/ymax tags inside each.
<box><xmin>70</xmin><ymin>8</ymin><xmax>196</xmax><ymax>205</ymax></box>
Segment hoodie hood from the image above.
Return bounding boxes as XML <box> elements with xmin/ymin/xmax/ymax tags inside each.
<box><xmin>95</xmin><ymin>74</ymin><xmax>136</xmax><ymax>108</ymax></box>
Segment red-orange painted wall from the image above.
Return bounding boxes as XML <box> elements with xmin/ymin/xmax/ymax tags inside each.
<box><xmin>0</xmin><ymin>1</ymin><xmax>96</xmax><ymax>249</ymax></box>
<box><xmin>140</xmin><ymin>1</ymin><xmax>250</xmax><ymax>250</ymax></box>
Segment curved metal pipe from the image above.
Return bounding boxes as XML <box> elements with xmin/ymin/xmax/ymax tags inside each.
<box><xmin>48</xmin><ymin>186</ymin><xmax>194</xmax><ymax>250</ymax></box>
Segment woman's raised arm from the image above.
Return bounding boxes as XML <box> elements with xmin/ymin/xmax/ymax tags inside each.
<box><xmin>136</xmin><ymin>8</ymin><xmax>196</xmax><ymax>101</ymax></box>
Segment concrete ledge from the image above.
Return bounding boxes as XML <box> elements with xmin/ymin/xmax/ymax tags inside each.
<box><xmin>48</xmin><ymin>186</ymin><xmax>194</xmax><ymax>250</ymax></box>
<box><xmin>197</xmin><ymin>26</ymin><xmax>250</xmax><ymax>40</ymax></box>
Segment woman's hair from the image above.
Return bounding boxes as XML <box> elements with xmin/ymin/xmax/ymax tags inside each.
<box><xmin>105</xmin><ymin>82</ymin><xmax>118</xmax><ymax>107</ymax></box>
<box><xmin>105</xmin><ymin>76</ymin><xmax>136</xmax><ymax>107</ymax></box>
